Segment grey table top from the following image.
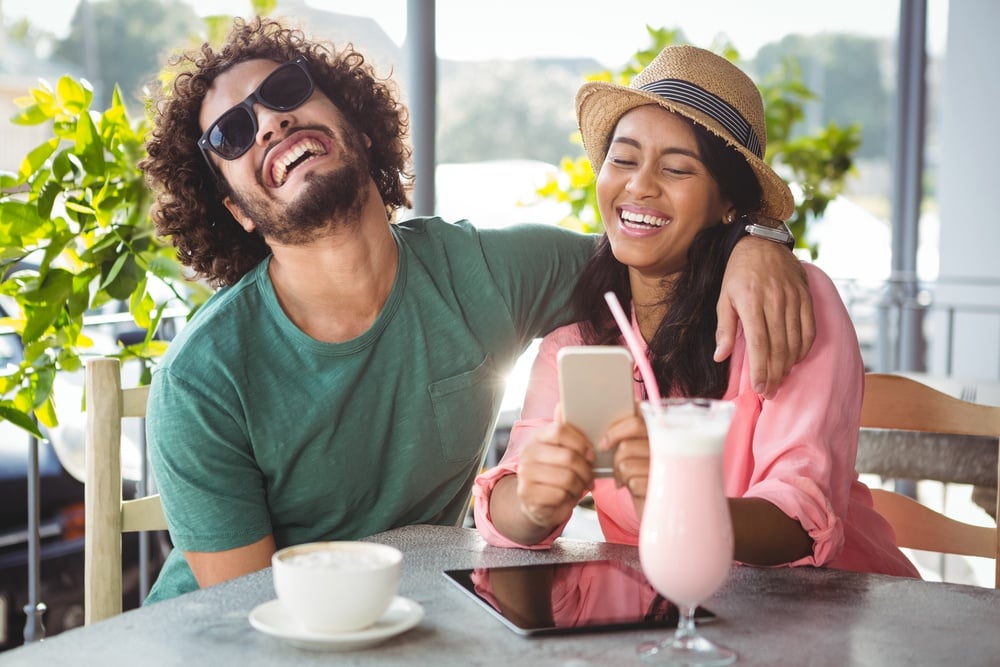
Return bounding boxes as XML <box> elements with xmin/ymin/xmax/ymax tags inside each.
<box><xmin>4</xmin><ymin>525</ymin><xmax>999</xmax><ymax>667</ymax></box>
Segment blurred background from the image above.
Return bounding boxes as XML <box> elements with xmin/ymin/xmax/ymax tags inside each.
<box><xmin>4</xmin><ymin>0</ymin><xmax>993</xmax><ymax>377</ymax></box>
<box><xmin>1</xmin><ymin>0</ymin><xmax>998</xmax><ymax>647</ymax></box>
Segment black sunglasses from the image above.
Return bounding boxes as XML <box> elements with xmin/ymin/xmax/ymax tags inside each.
<box><xmin>198</xmin><ymin>56</ymin><xmax>315</xmax><ymax>169</ymax></box>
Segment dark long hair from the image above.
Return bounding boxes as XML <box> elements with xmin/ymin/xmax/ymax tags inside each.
<box><xmin>572</xmin><ymin>117</ymin><xmax>764</xmax><ymax>398</ymax></box>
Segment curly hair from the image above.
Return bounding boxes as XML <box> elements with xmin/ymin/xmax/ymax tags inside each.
<box><xmin>140</xmin><ymin>16</ymin><xmax>413</xmax><ymax>287</ymax></box>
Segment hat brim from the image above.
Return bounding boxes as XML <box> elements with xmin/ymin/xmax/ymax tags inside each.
<box><xmin>576</xmin><ymin>81</ymin><xmax>795</xmax><ymax>221</ymax></box>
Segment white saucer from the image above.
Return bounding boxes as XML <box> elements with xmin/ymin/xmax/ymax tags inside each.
<box><xmin>249</xmin><ymin>595</ymin><xmax>424</xmax><ymax>651</ymax></box>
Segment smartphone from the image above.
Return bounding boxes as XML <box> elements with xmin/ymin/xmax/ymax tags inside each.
<box><xmin>557</xmin><ymin>346</ymin><xmax>635</xmax><ymax>477</ymax></box>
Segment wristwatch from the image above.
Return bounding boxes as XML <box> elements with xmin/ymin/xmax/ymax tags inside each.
<box><xmin>740</xmin><ymin>214</ymin><xmax>795</xmax><ymax>250</ymax></box>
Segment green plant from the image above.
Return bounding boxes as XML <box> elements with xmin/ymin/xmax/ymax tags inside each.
<box><xmin>537</xmin><ymin>26</ymin><xmax>861</xmax><ymax>257</ymax></box>
<box><xmin>0</xmin><ymin>76</ymin><xmax>206</xmax><ymax>438</ymax></box>
<box><xmin>0</xmin><ymin>0</ymin><xmax>281</xmax><ymax>438</ymax></box>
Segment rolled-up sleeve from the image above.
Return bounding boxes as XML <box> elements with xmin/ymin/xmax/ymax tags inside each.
<box><xmin>725</xmin><ymin>263</ymin><xmax>863</xmax><ymax>567</ymax></box>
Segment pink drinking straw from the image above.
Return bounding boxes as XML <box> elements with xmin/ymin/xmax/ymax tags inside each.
<box><xmin>603</xmin><ymin>291</ymin><xmax>662</xmax><ymax>406</ymax></box>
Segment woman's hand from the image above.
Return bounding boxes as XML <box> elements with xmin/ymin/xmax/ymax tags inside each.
<box><xmin>603</xmin><ymin>414</ymin><xmax>651</xmax><ymax>517</ymax></box>
<box><xmin>515</xmin><ymin>420</ymin><xmax>596</xmax><ymax>531</ymax></box>
<box><xmin>487</xmin><ymin>416</ymin><xmax>597</xmax><ymax>546</ymax></box>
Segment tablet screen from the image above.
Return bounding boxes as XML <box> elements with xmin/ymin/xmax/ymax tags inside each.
<box><xmin>443</xmin><ymin>559</ymin><xmax>715</xmax><ymax>636</ymax></box>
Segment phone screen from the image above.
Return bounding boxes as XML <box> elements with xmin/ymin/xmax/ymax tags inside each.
<box><xmin>443</xmin><ymin>559</ymin><xmax>715</xmax><ymax>636</ymax></box>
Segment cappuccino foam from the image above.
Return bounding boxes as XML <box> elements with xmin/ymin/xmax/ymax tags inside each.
<box><xmin>285</xmin><ymin>549</ymin><xmax>387</xmax><ymax>569</ymax></box>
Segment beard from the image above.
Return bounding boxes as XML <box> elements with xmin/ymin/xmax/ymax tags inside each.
<box><xmin>227</xmin><ymin>130</ymin><xmax>370</xmax><ymax>245</ymax></box>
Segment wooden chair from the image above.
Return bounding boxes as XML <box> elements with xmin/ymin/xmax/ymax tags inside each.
<box><xmin>84</xmin><ymin>357</ymin><xmax>168</xmax><ymax>624</ymax></box>
<box><xmin>860</xmin><ymin>372</ymin><xmax>1000</xmax><ymax>587</ymax></box>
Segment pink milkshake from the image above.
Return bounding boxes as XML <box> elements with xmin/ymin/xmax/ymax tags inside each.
<box><xmin>638</xmin><ymin>398</ymin><xmax>736</xmax><ymax>665</ymax></box>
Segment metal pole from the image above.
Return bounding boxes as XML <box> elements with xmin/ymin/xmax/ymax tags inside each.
<box><xmin>889</xmin><ymin>0</ymin><xmax>929</xmax><ymax>501</ymax></box>
<box><xmin>891</xmin><ymin>0</ymin><xmax>928</xmax><ymax>372</ymax></box>
<box><xmin>407</xmin><ymin>0</ymin><xmax>437</xmax><ymax>215</ymax></box>
<box><xmin>23</xmin><ymin>427</ymin><xmax>46</xmax><ymax>643</ymax></box>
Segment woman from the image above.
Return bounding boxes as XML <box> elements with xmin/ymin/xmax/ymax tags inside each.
<box><xmin>473</xmin><ymin>44</ymin><xmax>918</xmax><ymax>578</ymax></box>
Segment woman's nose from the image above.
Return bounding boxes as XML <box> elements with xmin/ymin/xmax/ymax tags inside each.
<box><xmin>626</xmin><ymin>165</ymin><xmax>659</xmax><ymax>197</ymax></box>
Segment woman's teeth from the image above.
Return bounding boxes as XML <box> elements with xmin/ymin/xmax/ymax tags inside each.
<box><xmin>620</xmin><ymin>210</ymin><xmax>668</xmax><ymax>228</ymax></box>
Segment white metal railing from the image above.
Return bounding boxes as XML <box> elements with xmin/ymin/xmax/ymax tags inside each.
<box><xmin>835</xmin><ymin>277</ymin><xmax>1000</xmax><ymax>380</ymax></box>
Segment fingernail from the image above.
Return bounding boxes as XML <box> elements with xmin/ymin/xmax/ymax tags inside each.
<box><xmin>754</xmin><ymin>383</ymin><xmax>765</xmax><ymax>395</ymax></box>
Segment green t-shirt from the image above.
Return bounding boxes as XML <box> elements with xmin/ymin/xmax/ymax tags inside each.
<box><xmin>145</xmin><ymin>217</ymin><xmax>594</xmax><ymax>602</ymax></box>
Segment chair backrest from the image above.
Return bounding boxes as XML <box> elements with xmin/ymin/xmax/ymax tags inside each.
<box><xmin>860</xmin><ymin>372</ymin><xmax>1000</xmax><ymax>587</ymax></box>
<box><xmin>84</xmin><ymin>357</ymin><xmax>167</xmax><ymax>624</ymax></box>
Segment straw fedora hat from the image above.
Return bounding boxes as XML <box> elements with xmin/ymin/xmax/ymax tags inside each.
<box><xmin>576</xmin><ymin>44</ymin><xmax>795</xmax><ymax>221</ymax></box>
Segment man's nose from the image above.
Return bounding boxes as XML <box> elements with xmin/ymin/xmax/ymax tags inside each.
<box><xmin>255</xmin><ymin>105</ymin><xmax>293</xmax><ymax>145</ymax></box>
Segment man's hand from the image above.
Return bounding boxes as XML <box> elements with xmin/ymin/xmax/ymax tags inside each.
<box><xmin>715</xmin><ymin>237</ymin><xmax>815</xmax><ymax>398</ymax></box>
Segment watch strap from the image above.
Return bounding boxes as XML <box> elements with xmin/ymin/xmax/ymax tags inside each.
<box><xmin>740</xmin><ymin>214</ymin><xmax>795</xmax><ymax>249</ymax></box>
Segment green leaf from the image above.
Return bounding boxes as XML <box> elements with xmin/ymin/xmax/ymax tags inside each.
<box><xmin>0</xmin><ymin>200</ymin><xmax>38</xmax><ymax>237</ymax></box>
<box><xmin>56</xmin><ymin>75</ymin><xmax>93</xmax><ymax>115</ymax></box>
<box><xmin>68</xmin><ymin>269</ymin><xmax>98</xmax><ymax>319</ymax></box>
<box><xmin>21</xmin><ymin>299</ymin><xmax>63</xmax><ymax>343</ymax></box>
<box><xmin>17</xmin><ymin>138</ymin><xmax>60</xmax><ymax>181</ymax></box>
<box><xmin>0</xmin><ymin>403</ymin><xmax>44</xmax><ymax>438</ymax></box>
<box><xmin>101</xmin><ymin>252</ymin><xmax>130</xmax><ymax>289</ymax></box>
<box><xmin>32</xmin><ymin>366</ymin><xmax>56</xmax><ymax>409</ymax></box>
<box><xmin>64</xmin><ymin>199</ymin><xmax>97</xmax><ymax>216</ymax></box>
<box><xmin>251</xmin><ymin>0</ymin><xmax>278</xmax><ymax>15</ymax></box>
<box><xmin>23</xmin><ymin>267</ymin><xmax>73</xmax><ymax>303</ymax></box>
<box><xmin>38</xmin><ymin>230</ymin><xmax>75</xmax><ymax>278</ymax></box>
<box><xmin>9</xmin><ymin>104</ymin><xmax>50</xmax><ymax>126</ymax></box>
<box><xmin>0</xmin><ymin>172</ymin><xmax>20</xmax><ymax>190</ymax></box>
<box><xmin>75</xmin><ymin>110</ymin><xmax>106</xmax><ymax>176</ymax></box>
<box><xmin>130</xmin><ymin>282</ymin><xmax>154</xmax><ymax>330</ymax></box>
<box><xmin>50</xmin><ymin>149</ymin><xmax>77</xmax><ymax>181</ymax></box>
<box><xmin>36</xmin><ymin>180</ymin><xmax>63</xmax><ymax>219</ymax></box>
<box><xmin>103</xmin><ymin>254</ymin><xmax>141</xmax><ymax>301</ymax></box>
<box><xmin>35</xmin><ymin>395</ymin><xmax>59</xmax><ymax>429</ymax></box>
<box><xmin>23</xmin><ymin>339</ymin><xmax>59</xmax><ymax>370</ymax></box>
<box><xmin>27</xmin><ymin>83</ymin><xmax>57</xmax><ymax>117</ymax></box>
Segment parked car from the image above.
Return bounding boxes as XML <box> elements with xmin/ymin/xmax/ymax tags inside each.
<box><xmin>0</xmin><ymin>311</ymin><xmax>171</xmax><ymax>651</ymax></box>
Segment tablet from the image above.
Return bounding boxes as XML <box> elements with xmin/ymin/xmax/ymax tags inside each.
<box><xmin>443</xmin><ymin>559</ymin><xmax>715</xmax><ymax>636</ymax></box>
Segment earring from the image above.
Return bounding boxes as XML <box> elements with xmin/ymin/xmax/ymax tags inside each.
<box><xmin>724</xmin><ymin>213</ymin><xmax>736</xmax><ymax>225</ymax></box>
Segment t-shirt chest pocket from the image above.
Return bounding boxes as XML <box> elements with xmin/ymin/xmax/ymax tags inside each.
<box><xmin>427</xmin><ymin>355</ymin><xmax>504</xmax><ymax>464</ymax></box>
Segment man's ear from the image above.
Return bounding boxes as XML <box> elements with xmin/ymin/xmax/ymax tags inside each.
<box><xmin>224</xmin><ymin>196</ymin><xmax>256</xmax><ymax>233</ymax></box>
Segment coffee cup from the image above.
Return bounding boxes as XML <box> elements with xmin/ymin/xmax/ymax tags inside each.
<box><xmin>271</xmin><ymin>541</ymin><xmax>403</xmax><ymax>634</ymax></box>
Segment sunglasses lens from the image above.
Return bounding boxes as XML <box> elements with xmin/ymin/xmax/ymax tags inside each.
<box><xmin>209</xmin><ymin>108</ymin><xmax>257</xmax><ymax>160</ymax></box>
<box><xmin>203</xmin><ymin>60</ymin><xmax>314</xmax><ymax>161</ymax></box>
<box><xmin>260</xmin><ymin>63</ymin><xmax>313</xmax><ymax>110</ymax></box>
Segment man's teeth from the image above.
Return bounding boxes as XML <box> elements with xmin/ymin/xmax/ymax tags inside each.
<box><xmin>620</xmin><ymin>211</ymin><xmax>668</xmax><ymax>227</ymax></box>
<box><xmin>272</xmin><ymin>138</ymin><xmax>326</xmax><ymax>186</ymax></box>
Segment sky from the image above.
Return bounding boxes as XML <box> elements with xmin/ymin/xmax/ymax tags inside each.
<box><xmin>1</xmin><ymin>0</ymin><xmax>949</xmax><ymax>65</ymax></box>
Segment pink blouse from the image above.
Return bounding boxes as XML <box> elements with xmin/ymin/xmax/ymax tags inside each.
<box><xmin>474</xmin><ymin>263</ymin><xmax>919</xmax><ymax>578</ymax></box>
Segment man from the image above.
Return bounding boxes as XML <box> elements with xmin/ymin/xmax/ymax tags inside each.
<box><xmin>139</xmin><ymin>16</ymin><xmax>815</xmax><ymax>601</ymax></box>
